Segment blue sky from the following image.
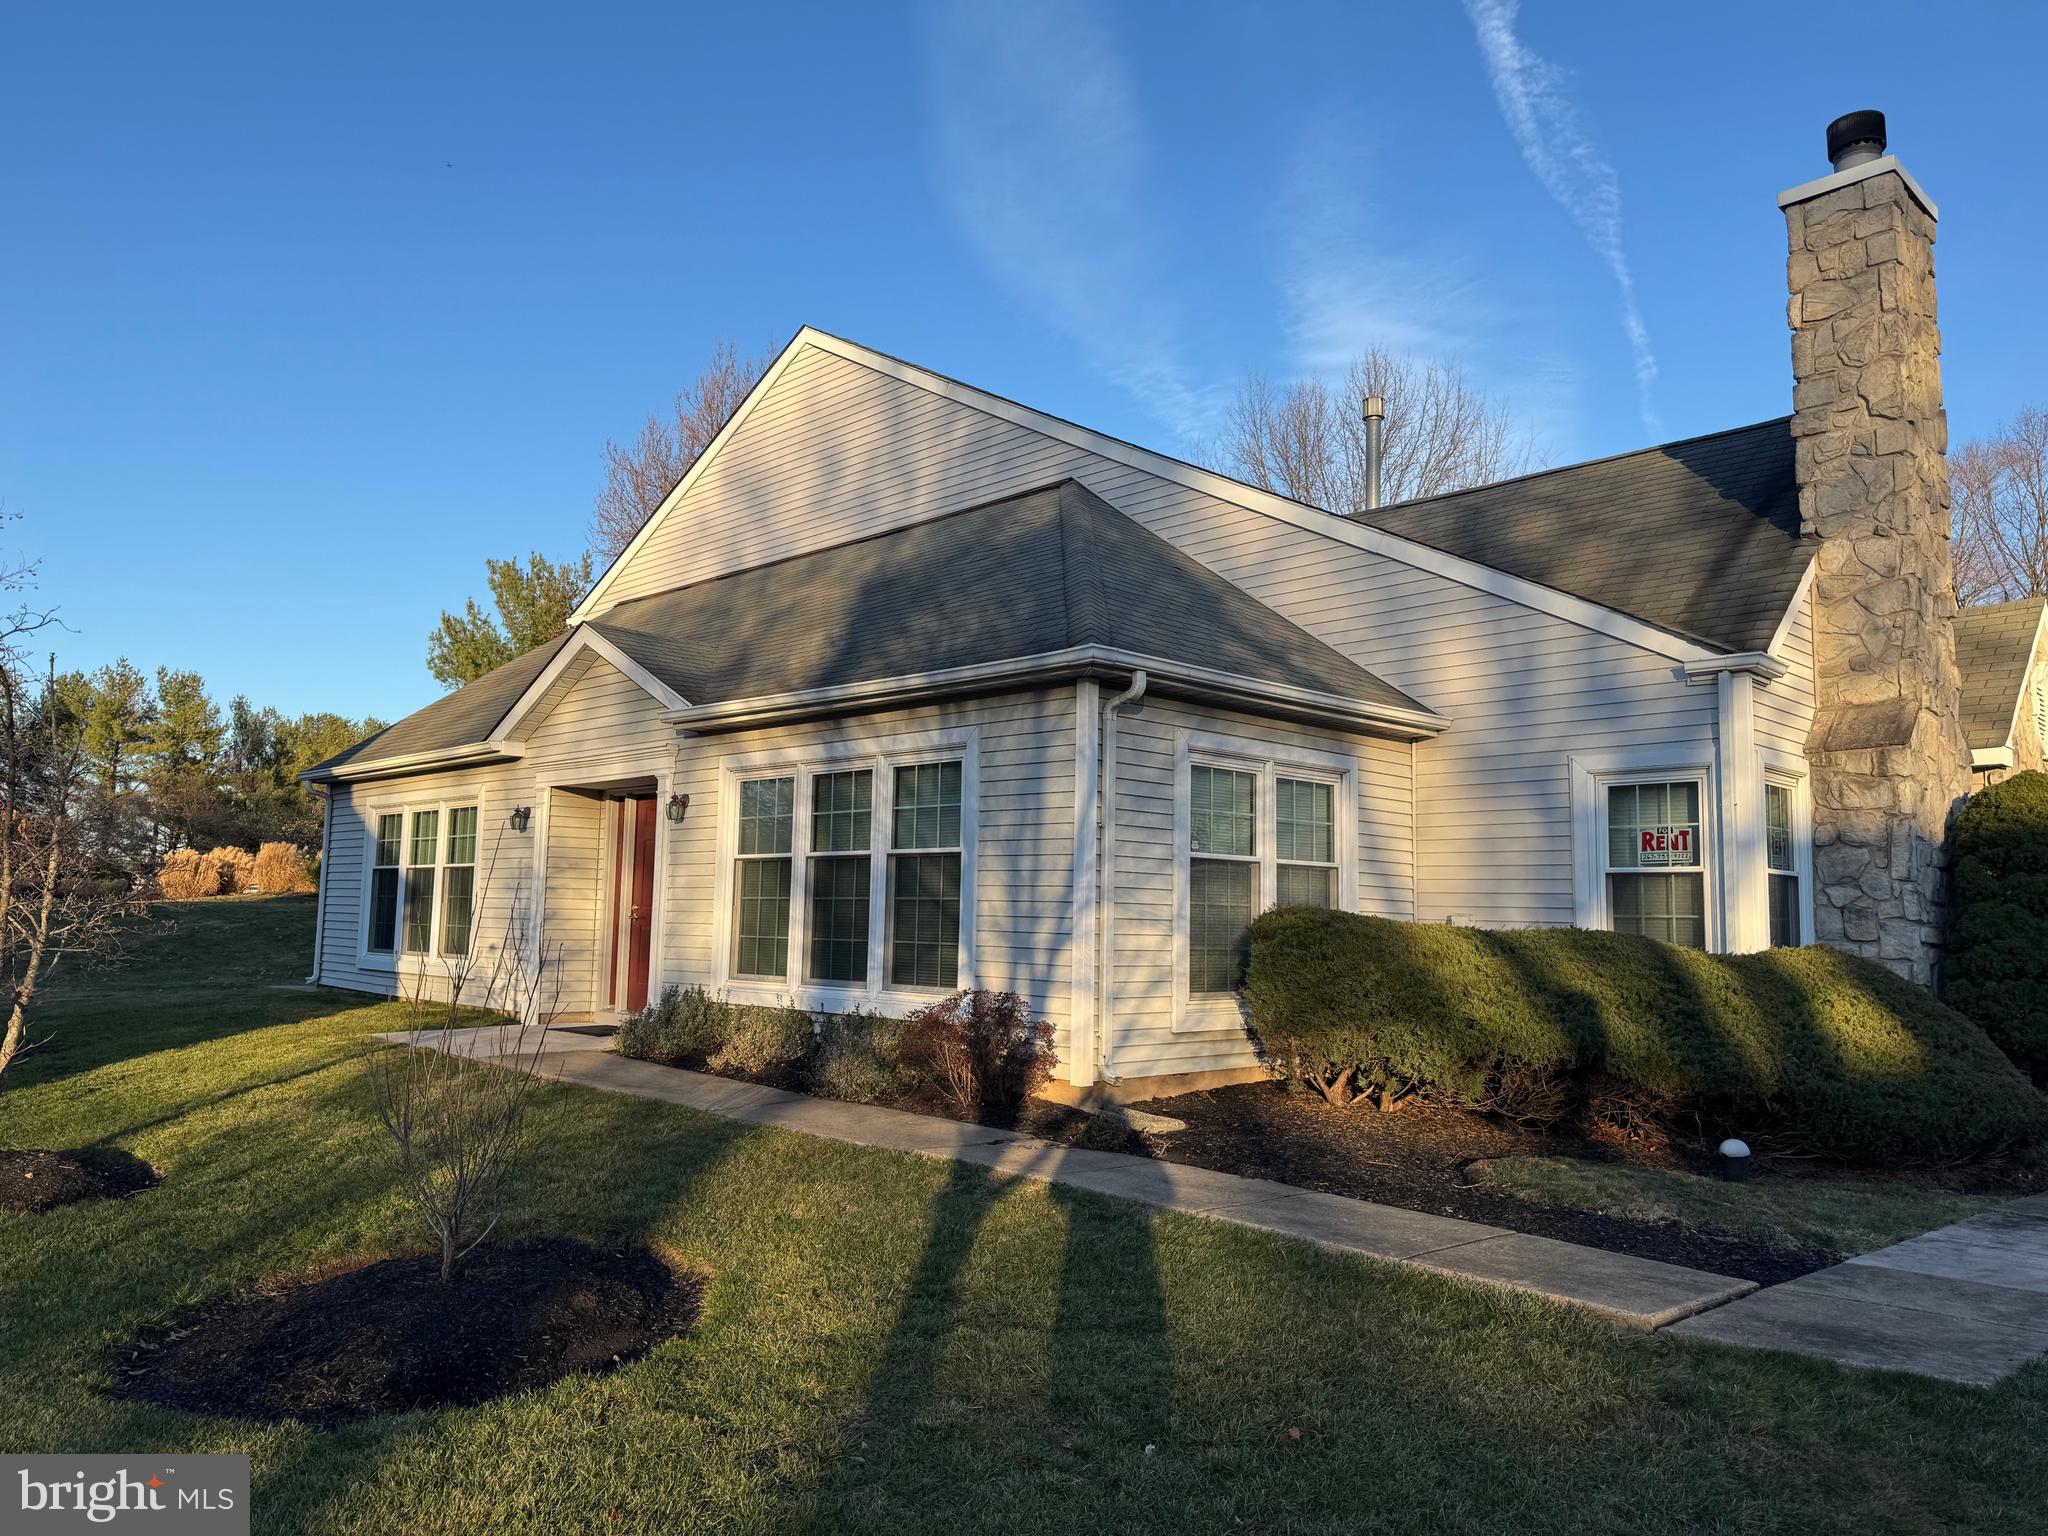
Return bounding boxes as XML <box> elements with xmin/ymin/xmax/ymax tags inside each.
<box><xmin>4</xmin><ymin>1</ymin><xmax>2044</xmax><ymax>725</ymax></box>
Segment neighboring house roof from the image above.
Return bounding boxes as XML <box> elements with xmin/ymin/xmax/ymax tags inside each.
<box><xmin>572</xmin><ymin>329</ymin><xmax>1816</xmax><ymax>665</ymax></box>
<box><xmin>308</xmin><ymin>481</ymin><xmax>1434</xmax><ymax>780</ymax></box>
<box><xmin>308</xmin><ymin>631</ymin><xmax>573</xmax><ymax>777</ymax></box>
<box><xmin>1355</xmin><ymin>419</ymin><xmax>1814</xmax><ymax>654</ymax></box>
<box><xmin>1955</xmin><ymin>596</ymin><xmax>2048</xmax><ymax>750</ymax></box>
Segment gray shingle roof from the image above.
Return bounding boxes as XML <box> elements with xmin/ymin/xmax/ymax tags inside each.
<box><xmin>308</xmin><ymin>632</ymin><xmax>572</xmax><ymax>777</ymax></box>
<box><xmin>314</xmin><ymin>481</ymin><xmax>1425</xmax><ymax>777</ymax></box>
<box><xmin>590</xmin><ymin>479</ymin><xmax>1419</xmax><ymax>714</ymax></box>
<box><xmin>1955</xmin><ymin>597</ymin><xmax>2046</xmax><ymax>750</ymax></box>
<box><xmin>1356</xmin><ymin>418</ymin><xmax>1814</xmax><ymax>653</ymax></box>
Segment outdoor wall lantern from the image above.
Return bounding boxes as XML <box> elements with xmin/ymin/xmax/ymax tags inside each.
<box><xmin>666</xmin><ymin>793</ymin><xmax>690</xmax><ymax>825</ymax></box>
<box><xmin>508</xmin><ymin>806</ymin><xmax>532</xmax><ymax>834</ymax></box>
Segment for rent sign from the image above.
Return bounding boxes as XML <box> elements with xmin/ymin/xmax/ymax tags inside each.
<box><xmin>1637</xmin><ymin>826</ymin><xmax>1696</xmax><ymax>866</ymax></box>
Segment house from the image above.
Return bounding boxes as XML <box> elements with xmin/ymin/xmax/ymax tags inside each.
<box><xmin>304</xmin><ymin>112</ymin><xmax>1993</xmax><ymax>1092</ymax></box>
<box><xmin>1956</xmin><ymin>596</ymin><xmax>2048</xmax><ymax>783</ymax></box>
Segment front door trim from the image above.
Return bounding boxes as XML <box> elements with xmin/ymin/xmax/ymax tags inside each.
<box><xmin>532</xmin><ymin>751</ymin><xmax>674</xmax><ymax>1021</ymax></box>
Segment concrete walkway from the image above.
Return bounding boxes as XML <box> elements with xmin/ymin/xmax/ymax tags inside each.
<box><xmin>397</xmin><ymin>1024</ymin><xmax>1755</xmax><ymax>1331</ymax></box>
<box><xmin>1667</xmin><ymin>1196</ymin><xmax>2048</xmax><ymax>1385</ymax></box>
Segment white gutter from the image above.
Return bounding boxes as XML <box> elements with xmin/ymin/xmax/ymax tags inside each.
<box><xmin>662</xmin><ymin>646</ymin><xmax>1447</xmax><ymax>739</ymax></box>
<box><xmin>1096</xmin><ymin>670</ymin><xmax>1147</xmax><ymax>1083</ymax></box>
<box><xmin>1972</xmin><ymin>746</ymin><xmax>2016</xmax><ymax>771</ymax></box>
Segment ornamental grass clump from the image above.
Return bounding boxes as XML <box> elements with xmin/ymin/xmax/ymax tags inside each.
<box><xmin>252</xmin><ymin>841</ymin><xmax>316</xmax><ymax>894</ymax></box>
<box><xmin>1245</xmin><ymin>906</ymin><xmax>2048</xmax><ymax>1164</ymax></box>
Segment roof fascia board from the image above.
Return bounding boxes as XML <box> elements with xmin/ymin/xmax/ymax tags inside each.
<box><xmin>1765</xmin><ymin>557</ymin><xmax>1818</xmax><ymax>659</ymax></box>
<box><xmin>571</xmin><ymin>329</ymin><xmax>813</xmax><ymax>622</ymax></box>
<box><xmin>299</xmin><ymin>741</ymin><xmax>527</xmax><ymax>787</ymax></box>
<box><xmin>794</xmin><ymin>329</ymin><xmax>1727</xmax><ymax>665</ymax></box>
<box><xmin>663</xmin><ymin>645</ymin><xmax>1448</xmax><ymax>740</ymax></box>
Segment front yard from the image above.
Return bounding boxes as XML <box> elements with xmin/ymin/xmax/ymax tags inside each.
<box><xmin>4</xmin><ymin>898</ymin><xmax>2046</xmax><ymax>1534</ymax></box>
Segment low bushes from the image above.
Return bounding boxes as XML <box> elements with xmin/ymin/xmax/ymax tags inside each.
<box><xmin>1245</xmin><ymin>907</ymin><xmax>2048</xmax><ymax>1164</ymax></box>
<box><xmin>1946</xmin><ymin>769</ymin><xmax>2048</xmax><ymax>1081</ymax></box>
<box><xmin>615</xmin><ymin>987</ymin><xmax>1054</xmax><ymax>1116</ymax></box>
<box><xmin>899</xmin><ymin>990</ymin><xmax>1056</xmax><ymax>1116</ymax></box>
<box><xmin>253</xmin><ymin>841</ymin><xmax>317</xmax><ymax>894</ymax></box>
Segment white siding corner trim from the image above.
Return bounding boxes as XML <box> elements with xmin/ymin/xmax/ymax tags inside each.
<box><xmin>1170</xmin><ymin>727</ymin><xmax>1360</xmax><ymax>1035</ymax></box>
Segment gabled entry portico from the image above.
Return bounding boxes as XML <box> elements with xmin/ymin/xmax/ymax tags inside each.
<box><xmin>534</xmin><ymin>756</ymin><xmax>674</xmax><ymax>1022</ymax></box>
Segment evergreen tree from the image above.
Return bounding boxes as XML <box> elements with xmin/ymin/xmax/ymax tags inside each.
<box><xmin>426</xmin><ymin>550</ymin><xmax>592</xmax><ymax>689</ymax></box>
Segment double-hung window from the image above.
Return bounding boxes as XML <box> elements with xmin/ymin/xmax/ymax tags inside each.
<box><xmin>808</xmin><ymin>769</ymin><xmax>872</xmax><ymax>984</ymax></box>
<box><xmin>368</xmin><ymin>813</ymin><xmax>403</xmax><ymax>954</ymax></box>
<box><xmin>1766</xmin><ymin>782</ymin><xmax>1800</xmax><ymax>948</ymax></box>
<box><xmin>1605</xmin><ymin>780</ymin><xmax>1706</xmax><ymax>948</ymax></box>
<box><xmin>733</xmin><ymin>777</ymin><xmax>795</xmax><ymax>979</ymax></box>
<box><xmin>1274</xmin><ymin>777</ymin><xmax>1337</xmax><ymax>909</ymax></box>
<box><xmin>1189</xmin><ymin>764</ymin><xmax>1259</xmax><ymax>994</ymax></box>
<box><xmin>890</xmin><ymin>761</ymin><xmax>962</xmax><ymax>989</ymax></box>
<box><xmin>365</xmin><ymin>801</ymin><xmax>480</xmax><ymax>961</ymax></box>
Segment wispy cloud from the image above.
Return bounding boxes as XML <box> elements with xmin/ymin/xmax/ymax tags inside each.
<box><xmin>1272</xmin><ymin>120</ymin><xmax>1581</xmax><ymax>456</ymax></box>
<box><xmin>915</xmin><ymin>0</ymin><xmax>1214</xmax><ymax>439</ymax></box>
<box><xmin>1463</xmin><ymin>0</ymin><xmax>1659</xmax><ymax>433</ymax></box>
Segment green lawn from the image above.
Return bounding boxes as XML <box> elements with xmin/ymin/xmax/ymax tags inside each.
<box><xmin>3</xmin><ymin>899</ymin><xmax>2045</xmax><ymax>1534</ymax></box>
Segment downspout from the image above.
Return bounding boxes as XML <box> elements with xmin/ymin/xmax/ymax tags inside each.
<box><xmin>304</xmin><ymin>785</ymin><xmax>332</xmax><ymax>985</ymax></box>
<box><xmin>1096</xmin><ymin>669</ymin><xmax>1147</xmax><ymax>1082</ymax></box>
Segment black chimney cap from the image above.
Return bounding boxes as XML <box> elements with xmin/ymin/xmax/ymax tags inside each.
<box><xmin>1826</xmin><ymin>110</ymin><xmax>1887</xmax><ymax>168</ymax></box>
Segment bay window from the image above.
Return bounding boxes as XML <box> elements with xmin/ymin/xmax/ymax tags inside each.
<box><xmin>1605</xmin><ymin>780</ymin><xmax>1706</xmax><ymax>948</ymax></box>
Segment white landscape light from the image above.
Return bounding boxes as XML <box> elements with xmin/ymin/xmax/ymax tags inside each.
<box><xmin>1718</xmin><ymin>1137</ymin><xmax>1752</xmax><ymax>1183</ymax></box>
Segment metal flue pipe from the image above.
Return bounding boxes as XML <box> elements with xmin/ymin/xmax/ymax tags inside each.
<box><xmin>1362</xmin><ymin>393</ymin><xmax>1386</xmax><ymax>511</ymax></box>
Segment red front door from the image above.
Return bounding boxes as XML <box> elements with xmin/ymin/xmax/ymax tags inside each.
<box><xmin>624</xmin><ymin>796</ymin><xmax>657</xmax><ymax>1013</ymax></box>
<box><xmin>607</xmin><ymin>795</ymin><xmax>658</xmax><ymax>1013</ymax></box>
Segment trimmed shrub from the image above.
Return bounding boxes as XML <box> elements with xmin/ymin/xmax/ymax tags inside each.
<box><xmin>709</xmin><ymin>1002</ymin><xmax>816</xmax><ymax>1077</ymax></box>
<box><xmin>809</xmin><ymin>1006</ymin><xmax>908</xmax><ymax>1103</ymax></box>
<box><xmin>1245</xmin><ymin>907</ymin><xmax>2048</xmax><ymax>1164</ymax></box>
<box><xmin>616</xmin><ymin>984</ymin><xmax>733</xmax><ymax>1065</ymax></box>
<box><xmin>252</xmin><ymin>842</ymin><xmax>317</xmax><ymax>894</ymax></box>
<box><xmin>1947</xmin><ymin>769</ymin><xmax>2048</xmax><ymax>1080</ymax></box>
<box><xmin>898</xmin><ymin>990</ymin><xmax>1056</xmax><ymax>1116</ymax></box>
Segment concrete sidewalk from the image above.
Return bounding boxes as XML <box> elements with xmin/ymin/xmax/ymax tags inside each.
<box><xmin>395</xmin><ymin>1023</ymin><xmax>1757</xmax><ymax>1331</ymax></box>
<box><xmin>1668</xmin><ymin>1195</ymin><xmax>2048</xmax><ymax>1385</ymax></box>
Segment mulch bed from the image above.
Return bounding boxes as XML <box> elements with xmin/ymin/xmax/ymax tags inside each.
<box><xmin>1137</xmin><ymin>1082</ymin><xmax>1837</xmax><ymax>1285</ymax></box>
<box><xmin>112</xmin><ymin>1238</ymin><xmax>704</xmax><ymax>1425</ymax></box>
<box><xmin>640</xmin><ymin>1052</ymin><xmax>1834</xmax><ymax>1283</ymax></box>
<box><xmin>0</xmin><ymin>1147</ymin><xmax>160</xmax><ymax>1214</ymax></box>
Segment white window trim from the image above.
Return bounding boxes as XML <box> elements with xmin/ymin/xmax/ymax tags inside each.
<box><xmin>1760</xmin><ymin>748</ymin><xmax>1816</xmax><ymax>948</ymax></box>
<box><xmin>1172</xmin><ymin>729</ymin><xmax>1359</xmax><ymax>1034</ymax></box>
<box><xmin>1568</xmin><ymin>747</ymin><xmax>1724</xmax><ymax>951</ymax></box>
<box><xmin>709</xmin><ymin>727</ymin><xmax>980</xmax><ymax>1011</ymax></box>
<box><xmin>355</xmin><ymin>792</ymin><xmax>488</xmax><ymax>974</ymax></box>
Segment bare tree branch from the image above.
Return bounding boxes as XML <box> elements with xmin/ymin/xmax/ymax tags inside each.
<box><xmin>1952</xmin><ymin>407</ymin><xmax>2048</xmax><ymax>606</ymax></box>
<box><xmin>1213</xmin><ymin>347</ymin><xmax>1538</xmax><ymax>514</ymax></box>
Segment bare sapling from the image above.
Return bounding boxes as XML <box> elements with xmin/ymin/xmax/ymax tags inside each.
<box><xmin>367</xmin><ymin>824</ymin><xmax>563</xmax><ymax>1282</ymax></box>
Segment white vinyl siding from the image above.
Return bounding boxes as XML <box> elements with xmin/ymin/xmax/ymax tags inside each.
<box><xmin>580</xmin><ymin>342</ymin><xmax>1736</xmax><ymax>936</ymax></box>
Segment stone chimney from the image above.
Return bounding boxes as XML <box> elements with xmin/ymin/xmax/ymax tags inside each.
<box><xmin>1783</xmin><ymin>110</ymin><xmax>1969</xmax><ymax>985</ymax></box>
